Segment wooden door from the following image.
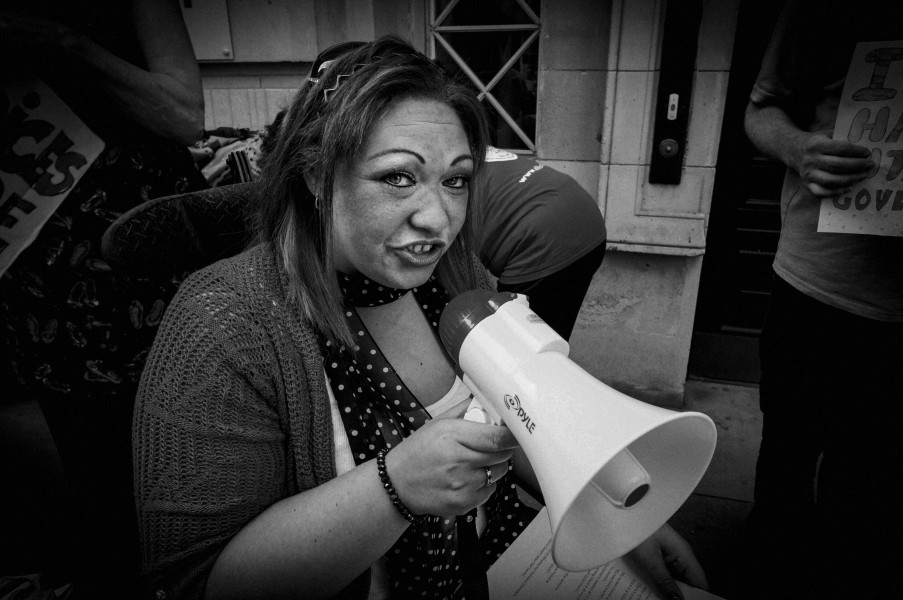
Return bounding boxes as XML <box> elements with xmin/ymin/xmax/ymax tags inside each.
<box><xmin>687</xmin><ymin>0</ymin><xmax>786</xmax><ymax>383</ymax></box>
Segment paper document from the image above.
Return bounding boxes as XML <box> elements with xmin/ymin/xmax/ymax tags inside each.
<box><xmin>488</xmin><ymin>507</ymin><xmax>725</xmax><ymax>600</ymax></box>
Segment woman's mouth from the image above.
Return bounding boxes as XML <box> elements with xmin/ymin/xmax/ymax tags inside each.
<box><xmin>397</xmin><ymin>242</ymin><xmax>443</xmax><ymax>265</ymax></box>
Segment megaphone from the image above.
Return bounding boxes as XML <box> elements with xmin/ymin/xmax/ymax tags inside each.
<box><xmin>439</xmin><ymin>290</ymin><xmax>717</xmax><ymax>572</ymax></box>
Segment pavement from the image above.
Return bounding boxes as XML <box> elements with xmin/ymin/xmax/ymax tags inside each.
<box><xmin>669</xmin><ymin>379</ymin><xmax>762</xmax><ymax>600</ymax></box>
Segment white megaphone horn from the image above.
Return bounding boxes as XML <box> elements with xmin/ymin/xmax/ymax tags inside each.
<box><xmin>439</xmin><ymin>290</ymin><xmax>717</xmax><ymax>572</ymax></box>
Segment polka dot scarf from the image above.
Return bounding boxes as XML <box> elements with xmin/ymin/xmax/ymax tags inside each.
<box><xmin>319</xmin><ymin>271</ymin><xmax>537</xmax><ymax>599</ymax></box>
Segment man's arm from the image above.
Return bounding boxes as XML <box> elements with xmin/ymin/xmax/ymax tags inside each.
<box><xmin>744</xmin><ymin>101</ymin><xmax>874</xmax><ymax>199</ymax></box>
<box><xmin>1</xmin><ymin>0</ymin><xmax>205</xmax><ymax>144</ymax></box>
<box><xmin>77</xmin><ymin>0</ymin><xmax>205</xmax><ymax>144</ymax></box>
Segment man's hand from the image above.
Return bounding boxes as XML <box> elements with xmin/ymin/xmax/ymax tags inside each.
<box><xmin>0</xmin><ymin>11</ymin><xmax>73</xmax><ymax>49</ymax></box>
<box><xmin>793</xmin><ymin>131</ymin><xmax>874</xmax><ymax>199</ymax></box>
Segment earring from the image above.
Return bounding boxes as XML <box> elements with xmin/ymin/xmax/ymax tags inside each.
<box><xmin>314</xmin><ymin>194</ymin><xmax>320</xmax><ymax>210</ymax></box>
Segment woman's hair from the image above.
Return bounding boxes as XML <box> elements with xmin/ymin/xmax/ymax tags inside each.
<box><xmin>255</xmin><ymin>35</ymin><xmax>490</xmax><ymax>346</ymax></box>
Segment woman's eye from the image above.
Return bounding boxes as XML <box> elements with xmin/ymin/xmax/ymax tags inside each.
<box><xmin>444</xmin><ymin>175</ymin><xmax>469</xmax><ymax>189</ymax></box>
<box><xmin>383</xmin><ymin>172</ymin><xmax>415</xmax><ymax>187</ymax></box>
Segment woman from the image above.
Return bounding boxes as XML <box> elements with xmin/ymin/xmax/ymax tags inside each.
<box><xmin>134</xmin><ymin>37</ymin><xmax>706</xmax><ymax>600</ymax></box>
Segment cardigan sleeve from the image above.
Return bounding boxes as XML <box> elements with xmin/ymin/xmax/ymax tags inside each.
<box><xmin>133</xmin><ymin>271</ymin><xmax>294</xmax><ymax>600</ymax></box>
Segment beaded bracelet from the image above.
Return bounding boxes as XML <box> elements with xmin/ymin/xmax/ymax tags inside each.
<box><xmin>376</xmin><ymin>448</ymin><xmax>417</xmax><ymax>524</ymax></box>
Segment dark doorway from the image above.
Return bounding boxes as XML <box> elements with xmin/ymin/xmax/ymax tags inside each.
<box><xmin>687</xmin><ymin>0</ymin><xmax>786</xmax><ymax>384</ymax></box>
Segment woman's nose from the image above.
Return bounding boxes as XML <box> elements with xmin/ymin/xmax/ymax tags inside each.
<box><xmin>409</xmin><ymin>185</ymin><xmax>452</xmax><ymax>232</ymax></box>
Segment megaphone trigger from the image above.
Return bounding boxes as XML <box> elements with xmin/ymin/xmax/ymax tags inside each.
<box><xmin>463</xmin><ymin>397</ymin><xmax>495</xmax><ymax>425</ymax></box>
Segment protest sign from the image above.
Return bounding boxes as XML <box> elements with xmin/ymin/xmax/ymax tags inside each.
<box><xmin>1</xmin><ymin>78</ymin><xmax>105</xmax><ymax>276</ymax></box>
<box><xmin>819</xmin><ymin>40</ymin><xmax>903</xmax><ymax>237</ymax></box>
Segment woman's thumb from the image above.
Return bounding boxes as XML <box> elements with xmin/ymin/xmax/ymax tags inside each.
<box><xmin>629</xmin><ymin>539</ymin><xmax>684</xmax><ymax>600</ymax></box>
<box><xmin>646</xmin><ymin>563</ymin><xmax>683</xmax><ymax>600</ymax></box>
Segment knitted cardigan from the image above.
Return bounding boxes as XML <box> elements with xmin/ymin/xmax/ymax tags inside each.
<box><xmin>133</xmin><ymin>242</ymin><xmax>492</xmax><ymax>600</ymax></box>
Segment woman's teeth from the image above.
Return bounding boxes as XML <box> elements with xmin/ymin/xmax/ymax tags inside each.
<box><xmin>408</xmin><ymin>244</ymin><xmax>433</xmax><ymax>254</ymax></box>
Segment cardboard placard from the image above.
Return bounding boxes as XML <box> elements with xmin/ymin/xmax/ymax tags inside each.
<box><xmin>819</xmin><ymin>40</ymin><xmax>903</xmax><ymax>237</ymax></box>
<box><xmin>1</xmin><ymin>78</ymin><xmax>105</xmax><ymax>276</ymax></box>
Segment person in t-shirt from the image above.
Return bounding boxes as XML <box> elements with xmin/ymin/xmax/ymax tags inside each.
<box><xmin>1</xmin><ymin>1</ymin><xmax>207</xmax><ymax>595</ymax></box>
<box><xmin>478</xmin><ymin>147</ymin><xmax>606</xmax><ymax>340</ymax></box>
<box><xmin>743</xmin><ymin>2</ymin><xmax>903</xmax><ymax>598</ymax></box>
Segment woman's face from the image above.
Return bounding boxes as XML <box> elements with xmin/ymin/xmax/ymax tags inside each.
<box><xmin>330</xmin><ymin>98</ymin><xmax>473</xmax><ymax>289</ymax></box>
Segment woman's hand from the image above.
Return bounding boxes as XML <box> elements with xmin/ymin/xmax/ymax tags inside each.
<box><xmin>628</xmin><ymin>523</ymin><xmax>709</xmax><ymax>600</ymax></box>
<box><xmin>386</xmin><ymin>405</ymin><xmax>519</xmax><ymax>516</ymax></box>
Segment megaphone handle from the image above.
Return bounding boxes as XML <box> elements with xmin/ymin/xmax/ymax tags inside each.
<box><xmin>456</xmin><ymin>508</ymin><xmax>490</xmax><ymax>600</ymax></box>
<box><xmin>459</xmin><ymin>396</ymin><xmax>495</xmax><ymax>598</ymax></box>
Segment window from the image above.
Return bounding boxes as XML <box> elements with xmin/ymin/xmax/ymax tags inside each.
<box><xmin>428</xmin><ymin>0</ymin><xmax>541</xmax><ymax>151</ymax></box>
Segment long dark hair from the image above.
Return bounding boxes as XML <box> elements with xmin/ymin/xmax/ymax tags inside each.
<box><xmin>255</xmin><ymin>36</ymin><xmax>489</xmax><ymax>346</ymax></box>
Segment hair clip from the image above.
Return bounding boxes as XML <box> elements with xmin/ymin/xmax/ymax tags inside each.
<box><xmin>322</xmin><ymin>63</ymin><xmax>368</xmax><ymax>103</ymax></box>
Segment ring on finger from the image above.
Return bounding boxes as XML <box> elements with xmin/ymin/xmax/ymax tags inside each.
<box><xmin>485</xmin><ymin>462</ymin><xmax>509</xmax><ymax>487</ymax></box>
